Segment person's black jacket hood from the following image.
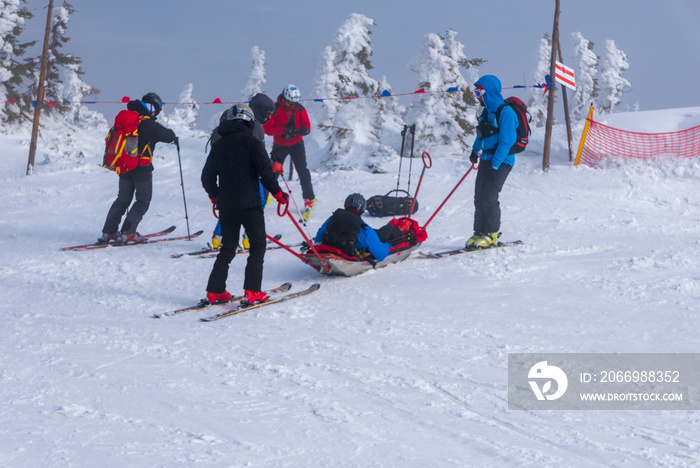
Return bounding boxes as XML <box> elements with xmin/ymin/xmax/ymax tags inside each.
<box><xmin>201</xmin><ymin>119</ymin><xmax>281</xmax><ymax>213</ymax></box>
<box><xmin>249</xmin><ymin>93</ymin><xmax>274</xmax><ymax>142</ymax></box>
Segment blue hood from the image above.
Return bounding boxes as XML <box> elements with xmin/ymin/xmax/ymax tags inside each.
<box><xmin>475</xmin><ymin>75</ymin><xmax>505</xmax><ymax>113</ymax></box>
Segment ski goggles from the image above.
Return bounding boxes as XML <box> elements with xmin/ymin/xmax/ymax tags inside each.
<box><xmin>474</xmin><ymin>87</ymin><xmax>486</xmax><ymax>99</ymax></box>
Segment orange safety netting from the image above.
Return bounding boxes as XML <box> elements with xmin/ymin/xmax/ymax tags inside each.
<box><xmin>575</xmin><ymin>118</ymin><xmax>700</xmax><ymax>167</ymax></box>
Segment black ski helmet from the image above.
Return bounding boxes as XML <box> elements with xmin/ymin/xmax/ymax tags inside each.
<box><xmin>344</xmin><ymin>193</ymin><xmax>366</xmax><ymax>214</ymax></box>
<box><xmin>141</xmin><ymin>92</ymin><xmax>163</xmax><ymax>116</ymax></box>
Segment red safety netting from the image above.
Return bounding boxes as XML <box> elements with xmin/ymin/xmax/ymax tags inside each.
<box><xmin>576</xmin><ymin>119</ymin><xmax>700</xmax><ymax>167</ymax></box>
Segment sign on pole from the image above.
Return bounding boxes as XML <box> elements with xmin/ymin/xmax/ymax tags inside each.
<box><xmin>555</xmin><ymin>61</ymin><xmax>576</xmax><ymax>90</ymax></box>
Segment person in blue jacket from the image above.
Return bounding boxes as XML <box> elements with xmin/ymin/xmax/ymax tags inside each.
<box><xmin>314</xmin><ymin>193</ymin><xmax>391</xmax><ymax>262</ymax></box>
<box><xmin>466</xmin><ymin>74</ymin><xmax>518</xmax><ymax>249</ymax></box>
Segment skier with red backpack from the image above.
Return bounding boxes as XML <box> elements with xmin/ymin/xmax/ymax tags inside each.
<box><xmin>466</xmin><ymin>75</ymin><xmax>525</xmax><ymax>249</ymax></box>
<box><xmin>98</xmin><ymin>92</ymin><xmax>178</xmax><ymax>245</ymax></box>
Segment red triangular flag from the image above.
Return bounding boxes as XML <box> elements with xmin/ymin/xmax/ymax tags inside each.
<box><xmin>212</xmin><ymin>97</ymin><xmax>222</xmax><ymax>103</ymax></box>
<box><xmin>121</xmin><ymin>96</ymin><xmax>130</xmax><ymax>103</ymax></box>
<box><xmin>414</xmin><ymin>88</ymin><xmax>425</xmax><ymax>94</ymax></box>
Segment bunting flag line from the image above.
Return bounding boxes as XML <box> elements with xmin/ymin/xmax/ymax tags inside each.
<box><xmin>6</xmin><ymin>79</ymin><xmax>553</xmax><ymax>106</ymax></box>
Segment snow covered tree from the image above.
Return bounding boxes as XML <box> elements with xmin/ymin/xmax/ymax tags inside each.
<box><xmin>597</xmin><ymin>39</ymin><xmax>631</xmax><ymax>114</ymax></box>
<box><xmin>311</xmin><ymin>44</ymin><xmax>341</xmax><ymax>132</ymax></box>
<box><xmin>164</xmin><ymin>83</ymin><xmax>199</xmax><ymax>134</ymax></box>
<box><xmin>405</xmin><ymin>30</ymin><xmax>480</xmax><ymax>155</ymax></box>
<box><xmin>372</xmin><ymin>75</ymin><xmax>407</xmax><ymax>170</ymax></box>
<box><xmin>241</xmin><ymin>45</ymin><xmax>266</xmax><ymax>100</ymax></box>
<box><xmin>27</xmin><ymin>1</ymin><xmax>101</xmax><ymax>126</ymax></box>
<box><xmin>0</xmin><ymin>0</ymin><xmax>36</xmax><ymax>125</ymax></box>
<box><xmin>570</xmin><ymin>31</ymin><xmax>598</xmax><ymax>120</ymax></box>
<box><xmin>315</xmin><ymin>13</ymin><xmax>387</xmax><ymax>170</ymax></box>
<box><xmin>528</xmin><ymin>34</ymin><xmax>551</xmax><ymax>127</ymax></box>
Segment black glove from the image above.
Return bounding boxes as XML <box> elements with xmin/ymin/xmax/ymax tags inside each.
<box><xmin>285</xmin><ymin>128</ymin><xmax>299</xmax><ymax>139</ymax></box>
<box><xmin>297</xmin><ymin>127</ymin><xmax>310</xmax><ymax>136</ymax></box>
<box><xmin>300</xmin><ymin>241</ymin><xmax>310</xmax><ymax>252</ymax></box>
<box><xmin>469</xmin><ymin>150</ymin><xmax>479</xmax><ymax>164</ymax></box>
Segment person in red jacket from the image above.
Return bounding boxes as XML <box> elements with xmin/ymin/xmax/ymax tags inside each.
<box><xmin>263</xmin><ymin>84</ymin><xmax>316</xmax><ymax>220</ymax></box>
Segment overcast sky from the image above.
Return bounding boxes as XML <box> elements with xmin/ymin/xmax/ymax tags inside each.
<box><xmin>22</xmin><ymin>1</ymin><xmax>700</xmax><ymax>128</ymax></box>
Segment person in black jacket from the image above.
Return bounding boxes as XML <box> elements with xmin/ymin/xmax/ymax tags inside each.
<box><xmin>99</xmin><ymin>92</ymin><xmax>177</xmax><ymax>245</ymax></box>
<box><xmin>208</xmin><ymin>93</ymin><xmax>275</xmax><ymax>250</ymax></box>
<box><xmin>201</xmin><ymin>104</ymin><xmax>288</xmax><ymax>305</ymax></box>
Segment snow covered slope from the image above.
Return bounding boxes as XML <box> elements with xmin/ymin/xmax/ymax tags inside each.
<box><xmin>1</xmin><ymin>109</ymin><xmax>700</xmax><ymax>466</ymax></box>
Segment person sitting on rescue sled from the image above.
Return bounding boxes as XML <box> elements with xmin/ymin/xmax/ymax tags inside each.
<box><xmin>314</xmin><ymin>193</ymin><xmax>390</xmax><ymax>261</ymax></box>
<box><xmin>314</xmin><ymin>193</ymin><xmax>425</xmax><ymax>262</ymax></box>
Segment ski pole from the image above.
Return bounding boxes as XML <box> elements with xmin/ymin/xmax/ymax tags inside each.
<box><xmin>395</xmin><ymin>125</ymin><xmax>408</xmax><ymax>193</ymax></box>
<box><xmin>280</xmin><ymin>177</ymin><xmax>312</xmax><ymax>237</ymax></box>
<box><xmin>422</xmin><ymin>163</ymin><xmax>477</xmax><ymax>230</ymax></box>
<box><xmin>408</xmin><ymin>151</ymin><xmax>432</xmax><ymax>218</ymax></box>
<box><xmin>277</xmin><ymin>202</ymin><xmax>330</xmax><ymax>273</ymax></box>
<box><xmin>406</xmin><ymin>124</ymin><xmax>416</xmax><ymax>194</ymax></box>
<box><xmin>175</xmin><ymin>140</ymin><xmax>192</xmax><ymax>239</ymax></box>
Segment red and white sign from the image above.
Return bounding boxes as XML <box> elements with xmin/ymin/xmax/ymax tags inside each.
<box><xmin>555</xmin><ymin>61</ymin><xmax>576</xmax><ymax>90</ymax></box>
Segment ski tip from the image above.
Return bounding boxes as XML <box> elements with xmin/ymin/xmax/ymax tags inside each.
<box><xmin>309</xmin><ymin>283</ymin><xmax>321</xmax><ymax>292</ymax></box>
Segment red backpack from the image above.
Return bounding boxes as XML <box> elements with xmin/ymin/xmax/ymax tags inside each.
<box><xmin>102</xmin><ymin>110</ymin><xmax>142</xmax><ymax>174</ymax></box>
<box><xmin>495</xmin><ymin>97</ymin><xmax>531</xmax><ymax>154</ymax></box>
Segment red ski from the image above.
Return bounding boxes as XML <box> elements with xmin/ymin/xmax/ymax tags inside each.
<box><xmin>61</xmin><ymin>226</ymin><xmax>201</xmax><ymax>251</ymax></box>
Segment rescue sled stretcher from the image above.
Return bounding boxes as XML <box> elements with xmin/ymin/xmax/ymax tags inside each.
<box><xmin>302</xmin><ymin>242</ymin><xmax>421</xmax><ymax>277</ymax></box>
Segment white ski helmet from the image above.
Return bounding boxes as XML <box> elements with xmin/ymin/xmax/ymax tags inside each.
<box><xmin>283</xmin><ymin>84</ymin><xmax>301</xmax><ymax>103</ymax></box>
<box><xmin>225</xmin><ymin>104</ymin><xmax>254</xmax><ymax>122</ymax></box>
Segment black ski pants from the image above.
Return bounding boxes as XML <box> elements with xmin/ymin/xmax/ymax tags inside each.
<box><xmin>102</xmin><ymin>169</ymin><xmax>153</xmax><ymax>234</ymax></box>
<box><xmin>472</xmin><ymin>162</ymin><xmax>512</xmax><ymax>235</ymax></box>
<box><xmin>206</xmin><ymin>206</ymin><xmax>267</xmax><ymax>294</ymax></box>
<box><xmin>270</xmin><ymin>142</ymin><xmax>315</xmax><ymax>200</ymax></box>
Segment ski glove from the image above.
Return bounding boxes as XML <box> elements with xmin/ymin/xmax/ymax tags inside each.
<box><xmin>272</xmin><ymin>161</ymin><xmax>284</xmax><ymax>175</ymax></box>
<box><xmin>469</xmin><ymin>150</ymin><xmax>479</xmax><ymax>164</ymax></box>
<box><xmin>273</xmin><ymin>190</ymin><xmax>289</xmax><ymax>205</ymax></box>
<box><xmin>285</xmin><ymin>128</ymin><xmax>299</xmax><ymax>139</ymax></box>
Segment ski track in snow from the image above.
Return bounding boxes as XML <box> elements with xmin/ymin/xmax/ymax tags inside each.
<box><xmin>2</xmin><ymin>111</ymin><xmax>700</xmax><ymax>466</ymax></box>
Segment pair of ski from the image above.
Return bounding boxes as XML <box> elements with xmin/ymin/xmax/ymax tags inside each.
<box><xmin>197</xmin><ymin>241</ymin><xmax>304</xmax><ymax>259</ymax></box>
<box><xmin>61</xmin><ymin>226</ymin><xmax>203</xmax><ymax>251</ymax></box>
<box><xmin>170</xmin><ymin>235</ymin><xmax>301</xmax><ymax>258</ymax></box>
<box><xmin>154</xmin><ymin>282</ymin><xmax>321</xmax><ymax>321</ymax></box>
<box><xmin>417</xmin><ymin>240</ymin><xmax>523</xmax><ymax>259</ymax></box>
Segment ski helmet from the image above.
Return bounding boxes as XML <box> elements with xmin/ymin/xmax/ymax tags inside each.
<box><xmin>283</xmin><ymin>84</ymin><xmax>301</xmax><ymax>103</ymax></box>
<box><xmin>225</xmin><ymin>104</ymin><xmax>255</xmax><ymax>122</ymax></box>
<box><xmin>344</xmin><ymin>193</ymin><xmax>366</xmax><ymax>214</ymax></box>
<box><xmin>141</xmin><ymin>92</ymin><xmax>163</xmax><ymax>116</ymax></box>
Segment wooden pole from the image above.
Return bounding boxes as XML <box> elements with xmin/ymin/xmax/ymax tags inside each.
<box><xmin>26</xmin><ymin>0</ymin><xmax>54</xmax><ymax>176</ymax></box>
<box><xmin>542</xmin><ymin>0</ymin><xmax>560</xmax><ymax>171</ymax></box>
<box><xmin>556</xmin><ymin>34</ymin><xmax>574</xmax><ymax>162</ymax></box>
